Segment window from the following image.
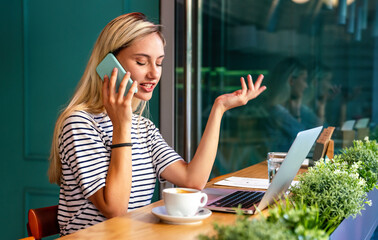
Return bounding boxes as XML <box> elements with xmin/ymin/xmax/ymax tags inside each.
<box><xmin>167</xmin><ymin>0</ymin><xmax>377</xmax><ymax>178</ymax></box>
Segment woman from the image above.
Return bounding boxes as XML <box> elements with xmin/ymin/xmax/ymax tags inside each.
<box><xmin>48</xmin><ymin>12</ymin><xmax>266</xmax><ymax>235</ymax></box>
<box><xmin>305</xmin><ymin>63</ymin><xmax>338</xmax><ymax>125</ymax></box>
<box><xmin>263</xmin><ymin>57</ymin><xmax>310</xmax><ymax>152</ymax></box>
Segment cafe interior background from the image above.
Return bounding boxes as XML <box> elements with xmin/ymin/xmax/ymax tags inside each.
<box><xmin>1</xmin><ymin>0</ymin><xmax>377</xmax><ymax>239</ymax></box>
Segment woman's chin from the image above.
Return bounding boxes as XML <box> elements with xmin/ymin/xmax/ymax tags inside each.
<box><xmin>134</xmin><ymin>92</ymin><xmax>153</xmax><ymax>102</ymax></box>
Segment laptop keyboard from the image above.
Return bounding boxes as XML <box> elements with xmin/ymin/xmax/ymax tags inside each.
<box><xmin>208</xmin><ymin>191</ymin><xmax>264</xmax><ymax>209</ymax></box>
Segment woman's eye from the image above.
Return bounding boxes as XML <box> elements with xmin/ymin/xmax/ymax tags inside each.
<box><xmin>136</xmin><ymin>61</ymin><xmax>146</xmax><ymax>66</ymax></box>
<box><xmin>157</xmin><ymin>60</ymin><xmax>164</xmax><ymax>67</ymax></box>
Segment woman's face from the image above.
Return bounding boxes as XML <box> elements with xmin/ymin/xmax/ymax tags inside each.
<box><xmin>290</xmin><ymin>70</ymin><xmax>308</xmax><ymax>98</ymax></box>
<box><xmin>116</xmin><ymin>32</ymin><xmax>165</xmax><ymax>101</ymax></box>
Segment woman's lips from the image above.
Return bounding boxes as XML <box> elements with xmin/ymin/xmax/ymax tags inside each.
<box><xmin>139</xmin><ymin>83</ymin><xmax>155</xmax><ymax>92</ymax></box>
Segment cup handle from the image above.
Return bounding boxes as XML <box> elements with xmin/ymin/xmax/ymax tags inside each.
<box><xmin>199</xmin><ymin>193</ymin><xmax>208</xmax><ymax>207</ymax></box>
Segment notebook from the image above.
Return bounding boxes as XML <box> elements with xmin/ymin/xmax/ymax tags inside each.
<box><xmin>203</xmin><ymin>126</ymin><xmax>323</xmax><ymax>214</ymax></box>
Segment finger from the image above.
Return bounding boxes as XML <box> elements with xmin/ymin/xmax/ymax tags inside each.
<box><xmin>255</xmin><ymin>85</ymin><xmax>267</xmax><ymax>97</ymax></box>
<box><xmin>260</xmin><ymin>85</ymin><xmax>267</xmax><ymax>92</ymax></box>
<box><xmin>254</xmin><ymin>74</ymin><xmax>264</xmax><ymax>90</ymax></box>
<box><xmin>109</xmin><ymin>68</ymin><xmax>118</xmax><ymax>99</ymax></box>
<box><xmin>249</xmin><ymin>75</ymin><xmax>266</xmax><ymax>100</ymax></box>
<box><xmin>240</xmin><ymin>76</ymin><xmax>247</xmax><ymax>94</ymax></box>
<box><xmin>125</xmin><ymin>80</ymin><xmax>138</xmax><ymax>102</ymax></box>
<box><xmin>102</xmin><ymin>75</ymin><xmax>110</xmax><ymax>104</ymax></box>
<box><xmin>117</xmin><ymin>72</ymin><xmax>131</xmax><ymax>101</ymax></box>
<box><xmin>247</xmin><ymin>74</ymin><xmax>254</xmax><ymax>91</ymax></box>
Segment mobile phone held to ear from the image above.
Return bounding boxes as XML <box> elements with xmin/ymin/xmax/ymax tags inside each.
<box><xmin>96</xmin><ymin>53</ymin><xmax>137</xmax><ymax>93</ymax></box>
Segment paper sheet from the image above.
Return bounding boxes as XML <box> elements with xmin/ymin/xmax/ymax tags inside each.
<box><xmin>214</xmin><ymin>176</ymin><xmax>298</xmax><ymax>189</ymax></box>
<box><xmin>215</xmin><ymin>177</ymin><xmax>270</xmax><ymax>189</ymax></box>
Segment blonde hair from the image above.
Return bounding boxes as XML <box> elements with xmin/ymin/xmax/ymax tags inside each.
<box><xmin>48</xmin><ymin>12</ymin><xmax>165</xmax><ymax>185</ymax></box>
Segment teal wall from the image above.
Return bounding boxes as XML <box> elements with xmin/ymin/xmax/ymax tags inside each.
<box><xmin>0</xmin><ymin>1</ymin><xmax>160</xmax><ymax>239</ymax></box>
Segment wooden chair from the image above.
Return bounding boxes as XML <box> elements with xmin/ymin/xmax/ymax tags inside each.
<box><xmin>26</xmin><ymin>205</ymin><xmax>59</xmax><ymax>240</ymax></box>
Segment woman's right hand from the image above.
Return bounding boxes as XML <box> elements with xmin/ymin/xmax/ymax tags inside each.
<box><xmin>102</xmin><ymin>68</ymin><xmax>138</xmax><ymax>134</ymax></box>
<box><xmin>91</xmin><ymin>67</ymin><xmax>136</xmax><ymax>218</ymax></box>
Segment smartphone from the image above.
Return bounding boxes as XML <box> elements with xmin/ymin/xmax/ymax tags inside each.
<box><xmin>96</xmin><ymin>53</ymin><xmax>137</xmax><ymax>93</ymax></box>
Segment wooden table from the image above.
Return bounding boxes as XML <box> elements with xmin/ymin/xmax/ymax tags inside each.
<box><xmin>58</xmin><ymin>161</ymin><xmax>306</xmax><ymax>240</ymax></box>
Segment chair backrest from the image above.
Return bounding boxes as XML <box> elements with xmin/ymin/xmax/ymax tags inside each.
<box><xmin>27</xmin><ymin>205</ymin><xmax>59</xmax><ymax>239</ymax></box>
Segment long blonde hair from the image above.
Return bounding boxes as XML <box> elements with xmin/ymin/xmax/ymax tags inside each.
<box><xmin>48</xmin><ymin>13</ymin><xmax>165</xmax><ymax>185</ymax></box>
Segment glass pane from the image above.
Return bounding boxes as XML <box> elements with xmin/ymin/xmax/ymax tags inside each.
<box><xmin>175</xmin><ymin>1</ymin><xmax>186</xmax><ymax>158</ymax></box>
<box><xmin>194</xmin><ymin>0</ymin><xmax>377</xmax><ymax>178</ymax></box>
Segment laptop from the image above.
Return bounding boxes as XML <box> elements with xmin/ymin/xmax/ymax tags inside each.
<box><xmin>203</xmin><ymin>126</ymin><xmax>323</xmax><ymax>214</ymax></box>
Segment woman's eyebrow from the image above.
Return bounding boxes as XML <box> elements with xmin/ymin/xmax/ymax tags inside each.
<box><xmin>133</xmin><ymin>53</ymin><xmax>165</xmax><ymax>59</ymax></box>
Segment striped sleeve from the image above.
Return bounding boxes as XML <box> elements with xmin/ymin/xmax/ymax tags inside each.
<box><xmin>59</xmin><ymin>112</ymin><xmax>110</xmax><ymax>199</ymax></box>
<box><xmin>146</xmin><ymin>119</ymin><xmax>184</xmax><ymax>182</ymax></box>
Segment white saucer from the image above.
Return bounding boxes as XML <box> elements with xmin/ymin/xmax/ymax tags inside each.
<box><xmin>151</xmin><ymin>206</ymin><xmax>212</xmax><ymax>225</ymax></box>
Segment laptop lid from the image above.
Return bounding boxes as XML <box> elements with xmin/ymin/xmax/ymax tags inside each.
<box><xmin>204</xmin><ymin>126</ymin><xmax>323</xmax><ymax>214</ymax></box>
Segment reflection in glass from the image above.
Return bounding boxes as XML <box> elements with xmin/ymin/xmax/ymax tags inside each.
<box><xmin>174</xmin><ymin>0</ymin><xmax>377</xmax><ymax>178</ymax></box>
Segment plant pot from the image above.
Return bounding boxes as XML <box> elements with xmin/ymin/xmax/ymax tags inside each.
<box><xmin>330</xmin><ymin>188</ymin><xmax>378</xmax><ymax>240</ymax></box>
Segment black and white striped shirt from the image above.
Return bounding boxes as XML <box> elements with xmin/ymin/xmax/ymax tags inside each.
<box><xmin>58</xmin><ymin>111</ymin><xmax>183</xmax><ymax>235</ymax></box>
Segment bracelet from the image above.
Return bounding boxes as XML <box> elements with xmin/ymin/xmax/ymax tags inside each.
<box><xmin>110</xmin><ymin>143</ymin><xmax>133</xmax><ymax>149</ymax></box>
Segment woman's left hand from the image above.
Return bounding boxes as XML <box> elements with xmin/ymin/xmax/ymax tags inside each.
<box><xmin>215</xmin><ymin>74</ymin><xmax>266</xmax><ymax>113</ymax></box>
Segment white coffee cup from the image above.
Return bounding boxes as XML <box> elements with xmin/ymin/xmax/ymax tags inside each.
<box><xmin>162</xmin><ymin>188</ymin><xmax>208</xmax><ymax>217</ymax></box>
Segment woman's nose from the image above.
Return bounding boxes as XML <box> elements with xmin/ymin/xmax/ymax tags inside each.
<box><xmin>148</xmin><ymin>65</ymin><xmax>161</xmax><ymax>79</ymax></box>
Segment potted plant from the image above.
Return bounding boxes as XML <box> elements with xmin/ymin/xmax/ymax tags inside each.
<box><xmin>289</xmin><ymin>158</ymin><xmax>370</xmax><ymax>233</ymax></box>
<box><xmin>199</xmin><ymin>138</ymin><xmax>377</xmax><ymax>240</ymax></box>
<box><xmin>198</xmin><ymin>198</ymin><xmax>329</xmax><ymax>240</ymax></box>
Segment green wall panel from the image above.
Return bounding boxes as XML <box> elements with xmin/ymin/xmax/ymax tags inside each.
<box><xmin>23</xmin><ymin>0</ymin><xmax>125</xmax><ymax>158</ymax></box>
<box><xmin>0</xmin><ymin>1</ymin><xmax>160</xmax><ymax>239</ymax></box>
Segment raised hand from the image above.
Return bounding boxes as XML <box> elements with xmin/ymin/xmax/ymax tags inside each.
<box><xmin>214</xmin><ymin>74</ymin><xmax>266</xmax><ymax>113</ymax></box>
<box><xmin>102</xmin><ymin>68</ymin><xmax>138</xmax><ymax>131</ymax></box>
